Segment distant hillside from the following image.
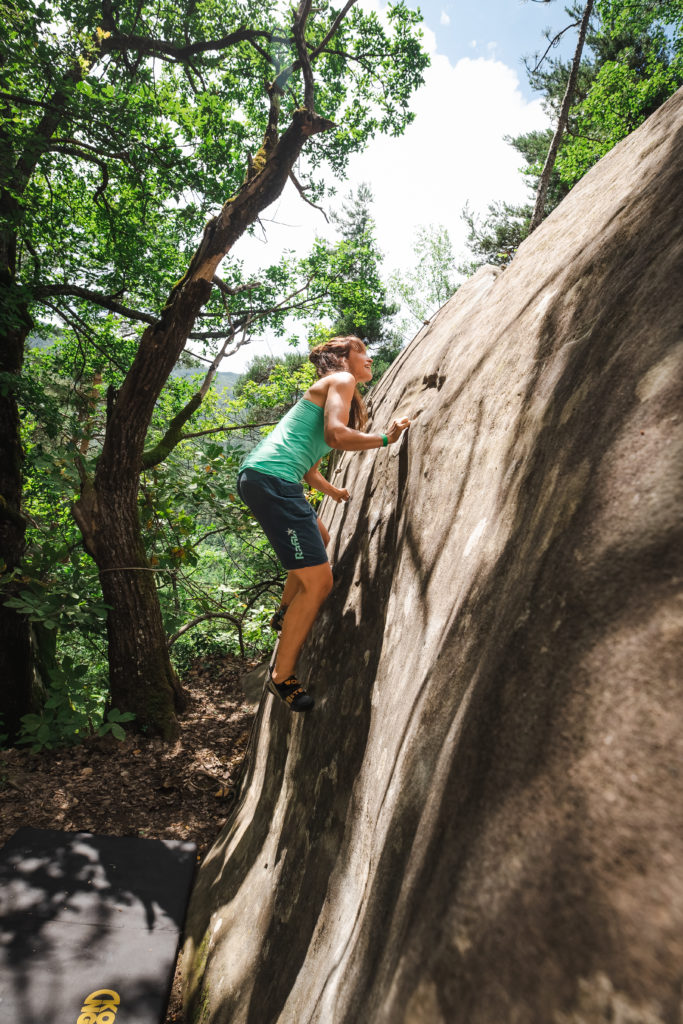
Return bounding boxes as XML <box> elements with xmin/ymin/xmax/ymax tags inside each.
<box><xmin>172</xmin><ymin>366</ymin><xmax>240</xmax><ymax>393</ymax></box>
<box><xmin>26</xmin><ymin>333</ymin><xmax>56</xmax><ymax>350</ymax></box>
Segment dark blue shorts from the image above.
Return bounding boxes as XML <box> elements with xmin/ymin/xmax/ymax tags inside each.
<box><xmin>237</xmin><ymin>468</ymin><xmax>328</xmax><ymax>570</ymax></box>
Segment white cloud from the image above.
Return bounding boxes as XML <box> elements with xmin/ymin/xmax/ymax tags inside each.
<box><xmin>440</xmin><ymin>10</ymin><xmax>451</xmax><ymax>26</ymax></box>
<box><xmin>469</xmin><ymin>39</ymin><xmax>477</xmax><ymax>48</ymax></box>
<box><xmin>223</xmin><ymin>19</ymin><xmax>547</xmax><ymax>369</ymax></box>
<box><xmin>487</xmin><ymin>40</ymin><xmax>498</xmax><ymax>53</ymax></box>
<box><xmin>341</xmin><ymin>54</ymin><xmax>545</xmax><ymax>276</ymax></box>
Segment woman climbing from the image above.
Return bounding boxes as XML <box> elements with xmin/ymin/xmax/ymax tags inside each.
<box><xmin>237</xmin><ymin>335</ymin><xmax>410</xmax><ymax>712</ymax></box>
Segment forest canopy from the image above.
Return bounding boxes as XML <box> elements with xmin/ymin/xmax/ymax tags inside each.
<box><xmin>0</xmin><ymin>0</ymin><xmax>428</xmax><ymax>742</ymax></box>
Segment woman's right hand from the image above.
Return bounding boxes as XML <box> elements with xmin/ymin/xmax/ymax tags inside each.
<box><xmin>386</xmin><ymin>417</ymin><xmax>411</xmax><ymax>443</ymax></box>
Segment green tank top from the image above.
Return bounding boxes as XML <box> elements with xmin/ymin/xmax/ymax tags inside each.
<box><xmin>239</xmin><ymin>398</ymin><xmax>332</xmax><ymax>483</ymax></box>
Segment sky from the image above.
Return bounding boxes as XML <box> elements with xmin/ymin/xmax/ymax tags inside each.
<box><xmin>417</xmin><ymin>0</ymin><xmax>573</xmax><ymax>95</ymax></box>
<box><xmin>222</xmin><ymin>0</ymin><xmax>575</xmax><ymax>370</ymax></box>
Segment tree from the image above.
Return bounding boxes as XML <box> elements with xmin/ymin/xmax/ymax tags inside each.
<box><xmin>0</xmin><ymin>0</ymin><xmax>429</xmax><ymax>739</ymax></box>
<box><xmin>556</xmin><ymin>0</ymin><xmax>683</xmax><ymax>183</ymax></box>
<box><xmin>459</xmin><ymin>202</ymin><xmax>531</xmax><ymax>276</ymax></box>
<box><xmin>390</xmin><ymin>224</ymin><xmax>458</xmax><ymax>331</ymax></box>
<box><xmin>529</xmin><ymin>0</ymin><xmax>595</xmax><ymax>232</ymax></box>
<box><xmin>304</xmin><ymin>182</ymin><xmax>398</xmax><ymax>346</ymax></box>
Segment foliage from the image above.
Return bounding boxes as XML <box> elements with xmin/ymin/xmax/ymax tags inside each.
<box><xmin>390</xmin><ymin>224</ymin><xmax>459</xmax><ymax>329</ymax></box>
<box><xmin>290</xmin><ymin>182</ymin><xmax>399</xmax><ymax>354</ymax></box>
<box><xmin>459</xmin><ymin>201</ymin><xmax>531</xmax><ymax>274</ymax></box>
<box><xmin>1</xmin><ymin>344</ymin><xmax>112</xmax><ymax>665</ymax></box>
<box><xmin>233</xmin><ymin>352</ymin><xmax>310</xmax><ymax>394</ymax></box>
<box><xmin>18</xmin><ymin>657</ymin><xmax>134</xmax><ymax>752</ymax></box>
<box><xmin>231</xmin><ymin>360</ymin><xmax>316</xmax><ymax>412</ymax></box>
<box><xmin>1</xmin><ymin>0</ymin><xmax>430</xmax><ymax>739</ymax></box>
<box><xmin>1</xmin><ymin>0</ymin><xmax>429</xmax><ymax>347</ymax></box>
<box><xmin>367</xmin><ymin>333</ymin><xmax>405</xmax><ymax>386</ymax></box>
<box><xmin>557</xmin><ymin>2</ymin><xmax>683</xmax><ymax>182</ymax></box>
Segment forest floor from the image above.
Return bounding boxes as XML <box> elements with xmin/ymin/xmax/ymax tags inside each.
<box><xmin>0</xmin><ymin>652</ymin><xmax>260</xmax><ymax>1023</ymax></box>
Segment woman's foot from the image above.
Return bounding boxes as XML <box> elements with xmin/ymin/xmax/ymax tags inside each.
<box><xmin>268</xmin><ymin>666</ymin><xmax>314</xmax><ymax>712</ymax></box>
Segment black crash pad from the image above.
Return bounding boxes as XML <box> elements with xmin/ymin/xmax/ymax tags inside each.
<box><xmin>0</xmin><ymin>827</ymin><xmax>196</xmax><ymax>1024</ymax></box>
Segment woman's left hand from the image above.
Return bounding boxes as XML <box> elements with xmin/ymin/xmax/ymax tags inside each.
<box><xmin>330</xmin><ymin>487</ymin><xmax>350</xmax><ymax>503</ymax></box>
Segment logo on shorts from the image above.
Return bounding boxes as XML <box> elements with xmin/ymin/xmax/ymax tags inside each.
<box><xmin>287</xmin><ymin>528</ymin><xmax>304</xmax><ymax>560</ymax></box>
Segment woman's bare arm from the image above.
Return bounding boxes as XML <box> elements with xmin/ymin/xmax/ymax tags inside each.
<box><xmin>323</xmin><ymin>373</ymin><xmax>410</xmax><ymax>450</ymax></box>
<box><xmin>303</xmin><ymin>460</ymin><xmax>350</xmax><ymax>502</ymax></box>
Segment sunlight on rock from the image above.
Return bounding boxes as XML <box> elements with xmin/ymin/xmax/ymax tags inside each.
<box><xmin>183</xmin><ymin>87</ymin><xmax>683</xmax><ymax>1024</ymax></box>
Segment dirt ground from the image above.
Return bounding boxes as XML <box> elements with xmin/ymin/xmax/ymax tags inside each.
<box><xmin>0</xmin><ymin>653</ymin><xmax>260</xmax><ymax>1023</ymax></box>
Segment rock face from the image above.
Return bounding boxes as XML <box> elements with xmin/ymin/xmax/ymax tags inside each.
<box><xmin>183</xmin><ymin>89</ymin><xmax>683</xmax><ymax>1024</ymax></box>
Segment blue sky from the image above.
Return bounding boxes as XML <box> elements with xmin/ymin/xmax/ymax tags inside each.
<box><xmin>415</xmin><ymin>0</ymin><xmax>575</xmax><ymax>93</ymax></box>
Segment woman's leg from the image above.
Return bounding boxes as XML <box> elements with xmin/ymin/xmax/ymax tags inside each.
<box><xmin>317</xmin><ymin>517</ymin><xmax>330</xmax><ymax>547</ymax></box>
<box><xmin>280</xmin><ymin>571</ymin><xmax>302</xmax><ymax>610</ymax></box>
<box><xmin>273</xmin><ymin>561</ymin><xmax>333</xmax><ymax>683</ymax></box>
<box><xmin>274</xmin><ymin>518</ymin><xmax>330</xmax><ymax>622</ymax></box>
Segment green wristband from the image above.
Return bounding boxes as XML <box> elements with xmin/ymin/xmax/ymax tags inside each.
<box><xmin>381</xmin><ymin>433</ymin><xmax>388</xmax><ymax>447</ymax></box>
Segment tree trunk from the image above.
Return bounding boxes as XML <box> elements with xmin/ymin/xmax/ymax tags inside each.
<box><xmin>0</xmin><ymin>62</ymin><xmax>85</xmax><ymax>743</ymax></box>
<box><xmin>0</xmin><ymin>382</ymin><xmax>34</xmax><ymax>740</ymax></box>
<box><xmin>74</xmin><ymin>472</ymin><xmax>185</xmax><ymax>741</ymax></box>
<box><xmin>72</xmin><ymin>109</ymin><xmax>333</xmax><ymax>738</ymax></box>
<box><xmin>529</xmin><ymin>0</ymin><xmax>594</xmax><ymax>234</ymax></box>
<box><xmin>0</xmin><ymin>242</ymin><xmax>40</xmax><ymax>742</ymax></box>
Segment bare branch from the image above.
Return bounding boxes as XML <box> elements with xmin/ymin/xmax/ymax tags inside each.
<box><xmin>20</xmin><ymin>233</ymin><xmax>42</xmax><ymax>282</ymax></box>
<box><xmin>180</xmin><ymin>420</ymin><xmax>279</xmax><ymax>440</ymax></box>
<box><xmin>309</xmin><ymin>0</ymin><xmax>357</xmax><ymax>63</ymax></box>
<box><xmin>33</xmin><ymin>283</ymin><xmax>243</xmax><ymax>340</ymax></box>
<box><xmin>48</xmin><ymin>143</ymin><xmax>111</xmax><ymax>200</ymax></box>
<box><xmin>33</xmin><ymin>279</ymin><xmax>320</xmax><ymax>345</ymax></box>
<box><xmin>564</xmin><ymin>123</ymin><xmax>603</xmax><ymax>143</ymax></box>
<box><xmin>180</xmin><ymin>349</ymin><xmax>215</xmax><ymax>365</ymax></box>
<box><xmin>43</xmin><ymin>299</ymin><xmax>129</xmax><ymax>372</ymax></box>
<box><xmin>268</xmin><ymin>276</ymin><xmax>313</xmax><ymax>312</ymax></box>
<box><xmin>274</xmin><ymin>0</ymin><xmax>355</xmax><ymax>100</ymax></box>
<box><xmin>198</xmin><ymin>324</ymin><xmax>241</xmax><ymax>399</ymax></box>
<box><xmin>292</xmin><ymin>0</ymin><xmax>315</xmax><ymax>109</ymax></box>
<box><xmin>167</xmin><ymin>612</ymin><xmax>244</xmax><ymax>650</ymax></box>
<box><xmin>141</xmin><ymin>392</ymin><xmax>204</xmax><ymax>469</ymax></box>
<box><xmin>528</xmin><ymin>20</ymin><xmax>582</xmax><ymax>74</ymax></box>
<box><xmin>289</xmin><ymin>169</ymin><xmax>329</xmax><ymax>221</ymax></box>
<box><xmin>0</xmin><ymin>91</ymin><xmax>61</xmax><ymax>111</ymax></box>
<box><xmin>188</xmin><ymin>327</ymin><xmax>245</xmax><ymax>339</ymax></box>
<box><xmin>194</xmin><ymin>526</ymin><xmax>230</xmax><ymax>545</ymax></box>
<box><xmin>34</xmin><ymin>284</ymin><xmax>158</xmax><ymax>325</ymax></box>
<box><xmin>12</xmin><ymin>63</ymin><xmax>86</xmax><ymax>195</ymax></box>
<box><xmin>50</xmin><ymin>136</ymin><xmax>129</xmax><ymax>161</ymax></box>
<box><xmin>244</xmin><ymin>38</ymin><xmax>278</xmax><ymax>67</ymax></box>
<box><xmin>101</xmin><ymin>25</ymin><xmax>286</xmax><ymax>64</ymax></box>
<box><xmin>141</xmin><ymin>314</ymin><xmax>258</xmax><ymax>468</ymax></box>
<box><xmin>212</xmin><ymin>275</ymin><xmax>262</xmax><ymax>296</ymax></box>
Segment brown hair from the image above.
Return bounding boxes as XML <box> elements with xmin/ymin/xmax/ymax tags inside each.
<box><xmin>309</xmin><ymin>335</ymin><xmax>368</xmax><ymax>431</ymax></box>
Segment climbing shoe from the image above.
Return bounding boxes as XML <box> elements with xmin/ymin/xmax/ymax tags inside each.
<box><xmin>267</xmin><ymin>667</ymin><xmax>314</xmax><ymax>713</ymax></box>
<box><xmin>270</xmin><ymin>606</ymin><xmax>287</xmax><ymax>632</ymax></box>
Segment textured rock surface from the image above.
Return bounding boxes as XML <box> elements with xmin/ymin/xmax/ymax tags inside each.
<box><xmin>183</xmin><ymin>88</ymin><xmax>683</xmax><ymax>1024</ymax></box>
